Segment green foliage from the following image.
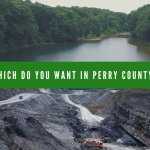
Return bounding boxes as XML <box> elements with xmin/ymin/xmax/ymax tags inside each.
<box><xmin>109</xmin><ymin>29</ymin><xmax>118</xmax><ymax>34</ymax></box>
<box><xmin>0</xmin><ymin>0</ymin><xmax>128</xmax><ymax>52</ymax></box>
<box><xmin>127</xmin><ymin>4</ymin><xmax>150</xmax><ymax>43</ymax></box>
<box><xmin>148</xmin><ymin>42</ymin><xmax>150</xmax><ymax>47</ymax></box>
<box><xmin>25</xmin><ymin>0</ymin><xmax>31</xmax><ymax>3</ymax></box>
<box><xmin>78</xmin><ymin>36</ymin><xmax>85</xmax><ymax>40</ymax></box>
<box><xmin>86</xmin><ymin>32</ymin><xmax>96</xmax><ymax>39</ymax></box>
<box><xmin>0</xmin><ymin>0</ymin><xmax>41</xmax><ymax>51</ymax></box>
<box><xmin>100</xmin><ymin>33</ymin><xmax>106</xmax><ymax>39</ymax></box>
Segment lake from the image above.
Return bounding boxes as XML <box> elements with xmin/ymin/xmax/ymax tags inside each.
<box><xmin>1</xmin><ymin>37</ymin><xmax>150</xmax><ymax>61</ymax></box>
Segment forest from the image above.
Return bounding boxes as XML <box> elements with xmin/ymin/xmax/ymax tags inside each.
<box><xmin>127</xmin><ymin>4</ymin><xmax>150</xmax><ymax>46</ymax></box>
<box><xmin>0</xmin><ymin>0</ymin><xmax>150</xmax><ymax>52</ymax></box>
<box><xmin>0</xmin><ymin>0</ymin><xmax>127</xmax><ymax>51</ymax></box>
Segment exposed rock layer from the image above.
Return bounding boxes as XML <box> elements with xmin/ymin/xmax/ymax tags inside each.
<box><xmin>0</xmin><ymin>89</ymin><xmax>149</xmax><ymax>150</ymax></box>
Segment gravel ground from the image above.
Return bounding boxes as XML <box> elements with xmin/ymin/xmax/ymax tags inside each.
<box><xmin>0</xmin><ymin>89</ymin><xmax>41</xmax><ymax>101</ymax></box>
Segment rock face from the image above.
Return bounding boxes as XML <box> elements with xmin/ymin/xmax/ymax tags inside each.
<box><xmin>113</xmin><ymin>90</ymin><xmax>150</xmax><ymax>146</ymax></box>
<box><xmin>73</xmin><ymin>89</ymin><xmax>150</xmax><ymax>147</ymax></box>
<box><xmin>0</xmin><ymin>89</ymin><xmax>149</xmax><ymax>150</ymax></box>
<box><xmin>67</xmin><ymin>89</ymin><xmax>150</xmax><ymax>147</ymax></box>
<box><xmin>0</xmin><ymin>94</ymin><xmax>76</xmax><ymax>150</ymax></box>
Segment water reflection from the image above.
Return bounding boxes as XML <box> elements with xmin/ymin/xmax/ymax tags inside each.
<box><xmin>0</xmin><ymin>38</ymin><xmax>150</xmax><ymax>62</ymax></box>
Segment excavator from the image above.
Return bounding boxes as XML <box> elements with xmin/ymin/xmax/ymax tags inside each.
<box><xmin>83</xmin><ymin>139</ymin><xmax>103</xmax><ymax>148</ymax></box>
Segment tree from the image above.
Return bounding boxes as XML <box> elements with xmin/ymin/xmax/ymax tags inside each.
<box><xmin>127</xmin><ymin>4</ymin><xmax>150</xmax><ymax>43</ymax></box>
<box><xmin>0</xmin><ymin>0</ymin><xmax>128</xmax><ymax>51</ymax></box>
<box><xmin>25</xmin><ymin>0</ymin><xmax>31</xmax><ymax>3</ymax></box>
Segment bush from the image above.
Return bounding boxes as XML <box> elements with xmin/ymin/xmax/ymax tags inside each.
<box><xmin>100</xmin><ymin>33</ymin><xmax>106</xmax><ymax>39</ymax></box>
<box><xmin>78</xmin><ymin>36</ymin><xmax>85</xmax><ymax>40</ymax></box>
<box><xmin>111</xmin><ymin>29</ymin><xmax>117</xmax><ymax>34</ymax></box>
<box><xmin>86</xmin><ymin>32</ymin><xmax>96</xmax><ymax>39</ymax></box>
<box><xmin>147</xmin><ymin>42</ymin><xmax>150</xmax><ymax>47</ymax></box>
<box><xmin>107</xmin><ymin>28</ymin><xmax>117</xmax><ymax>34</ymax></box>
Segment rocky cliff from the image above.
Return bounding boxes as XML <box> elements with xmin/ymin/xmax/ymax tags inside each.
<box><xmin>69</xmin><ymin>89</ymin><xmax>150</xmax><ymax>147</ymax></box>
<box><xmin>113</xmin><ymin>90</ymin><xmax>150</xmax><ymax>146</ymax></box>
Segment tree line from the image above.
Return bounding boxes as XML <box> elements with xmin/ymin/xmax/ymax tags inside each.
<box><xmin>127</xmin><ymin>4</ymin><xmax>150</xmax><ymax>46</ymax></box>
<box><xmin>0</xmin><ymin>0</ymin><xmax>128</xmax><ymax>51</ymax></box>
<box><xmin>0</xmin><ymin>0</ymin><xmax>150</xmax><ymax>52</ymax></box>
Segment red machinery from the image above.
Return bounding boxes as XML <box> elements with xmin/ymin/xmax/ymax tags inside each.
<box><xmin>83</xmin><ymin>139</ymin><xmax>103</xmax><ymax>148</ymax></box>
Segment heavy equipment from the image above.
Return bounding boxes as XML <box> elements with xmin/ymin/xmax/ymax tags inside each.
<box><xmin>100</xmin><ymin>137</ymin><xmax>110</xmax><ymax>143</ymax></box>
<box><xmin>83</xmin><ymin>139</ymin><xmax>103</xmax><ymax>148</ymax></box>
<box><xmin>19</xmin><ymin>96</ymin><xmax>23</xmax><ymax>99</ymax></box>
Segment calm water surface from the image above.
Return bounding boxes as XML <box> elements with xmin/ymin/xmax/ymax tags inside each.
<box><xmin>1</xmin><ymin>38</ymin><xmax>150</xmax><ymax>61</ymax></box>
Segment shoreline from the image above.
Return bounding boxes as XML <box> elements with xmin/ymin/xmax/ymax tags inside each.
<box><xmin>78</xmin><ymin>32</ymin><xmax>131</xmax><ymax>42</ymax></box>
<box><xmin>0</xmin><ymin>33</ymin><xmax>131</xmax><ymax>54</ymax></box>
<box><xmin>78</xmin><ymin>38</ymin><xmax>103</xmax><ymax>41</ymax></box>
<box><xmin>0</xmin><ymin>42</ymin><xmax>56</xmax><ymax>54</ymax></box>
<box><xmin>128</xmin><ymin>37</ymin><xmax>150</xmax><ymax>47</ymax></box>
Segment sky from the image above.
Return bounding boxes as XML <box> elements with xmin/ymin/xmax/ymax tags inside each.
<box><xmin>31</xmin><ymin>0</ymin><xmax>150</xmax><ymax>14</ymax></box>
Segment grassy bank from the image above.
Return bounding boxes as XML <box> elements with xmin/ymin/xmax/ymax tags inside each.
<box><xmin>78</xmin><ymin>32</ymin><xmax>131</xmax><ymax>42</ymax></box>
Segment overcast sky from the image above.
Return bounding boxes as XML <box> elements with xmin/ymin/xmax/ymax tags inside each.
<box><xmin>31</xmin><ymin>0</ymin><xmax>150</xmax><ymax>14</ymax></box>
